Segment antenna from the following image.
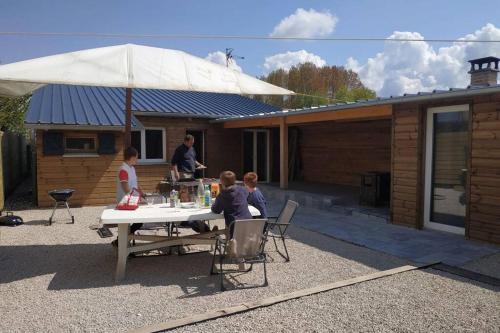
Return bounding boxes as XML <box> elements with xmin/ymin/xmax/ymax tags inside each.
<box><xmin>225</xmin><ymin>48</ymin><xmax>244</xmax><ymax>67</ymax></box>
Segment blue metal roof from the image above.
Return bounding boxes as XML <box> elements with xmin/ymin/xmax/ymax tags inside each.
<box><xmin>25</xmin><ymin>84</ymin><xmax>280</xmax><ymax>127</ymax></box>
<box><xmin>216</xmin><ymin>83</ymin><xmax>500</xmax><ymax>122</ymax></box>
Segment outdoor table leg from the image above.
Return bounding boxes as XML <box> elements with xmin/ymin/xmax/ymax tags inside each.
<box><xmin>115</xmin><ymin>224</ymin><xmax>130</xmax><ymax>282</ymax></box>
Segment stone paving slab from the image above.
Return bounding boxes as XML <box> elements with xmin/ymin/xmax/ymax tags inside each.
<box><xmin>265</xmin><ymin>195</ymin><xmax>500</xmax><ymax>267</ymax></box>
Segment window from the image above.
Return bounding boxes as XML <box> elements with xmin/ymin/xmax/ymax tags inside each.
<box><xmin>131</xmin><ymin>128</ymin><xmax>166</xmax><ymax>162</ymax></box>
<box><xmin>131</xmin><ymin>131</ymin><xmax>142</xmax><ymax>159</ymax></box>
<box><xmin>64</xmin><ymin>133</ymin><xmax>97</xmax><ymax>154</ymax></box>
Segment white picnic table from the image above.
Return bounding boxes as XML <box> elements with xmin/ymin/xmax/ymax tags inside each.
<box><xmin>100</xmin><ymin>204</ymin><xmax>260</xmax><ymax>281</ymax></box>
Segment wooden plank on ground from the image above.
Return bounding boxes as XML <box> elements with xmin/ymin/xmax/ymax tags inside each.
<box><xmin>128</xmin><ymin>263</ymin><xmax>436</xmax><ymax>333</ymax></box>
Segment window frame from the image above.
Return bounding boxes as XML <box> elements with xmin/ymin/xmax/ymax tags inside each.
<box><xmin>63</xmin><ymin>133</ymin><xmax>98</xmax><ymax>155</ymax></box>
<box><xmin>132</xmin><ymin>127</ymin><xmax>166</xmax><ymax>163</ymax></box>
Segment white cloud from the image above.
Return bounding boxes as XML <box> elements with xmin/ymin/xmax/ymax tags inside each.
<box><xmin>205</xmin><ymin>51</ymin><xmax>242</xmax><ymax>72</ymax></box>
<box><xmin>270</xmin><ymin>8</ymin><xmax>338</xmax><ymax>38</ymax></box>
<box><xmin>346</xmin><ymin>23</ymin><xmax>500</xmax><ymax>97</ymax></box>
<box><xmin>263</xmin><ymin>50</ymin><xmax>326</xmax><ymax>73</ymax></box>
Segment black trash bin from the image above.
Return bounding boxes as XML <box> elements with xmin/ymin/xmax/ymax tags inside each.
<box><xmin>359</xmin><ymin>172</ymin><xmax>390</xmax><ymax>206</ymax></box>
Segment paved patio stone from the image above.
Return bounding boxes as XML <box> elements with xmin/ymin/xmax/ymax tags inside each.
<box><xmin>264</xmin><ymin>194</ymin><xmax>500</xmax><ymax>268</ymax></box>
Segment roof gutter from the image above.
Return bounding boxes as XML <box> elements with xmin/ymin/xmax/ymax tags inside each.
<box><xmin>213</xmin><ymin>85</ymin><xmax>500</xmax><ymax>123</ymax></box>
<box><xmin>133</xmin><ymin>111</ymin><xmax>221</xmax><ymax>119</ymax></box>
<box><xmin>24</xmin><ymin>124</ymin><xmax>139</xmax><ymax>131</ymax></box>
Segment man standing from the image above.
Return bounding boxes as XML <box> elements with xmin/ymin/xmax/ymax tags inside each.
<box><xmin>171</xmin><ymin>134</ymin><xmax>206</xmax><ymax>180</ymax></box>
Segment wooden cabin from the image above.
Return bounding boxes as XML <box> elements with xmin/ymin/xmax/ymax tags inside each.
<box><xmin>217</xmin><ymin>57</ymin><xmax>500</xmax><ymax>245</ymax></box>
<box><xmin>26</xmin><ymin>85</ymin><xmax>276</xmax><ymax>206</ymax></box>
<box><xmin>26</xmin><ymin>57</ymin><xmax>500</xmax><ymax>245</ymax></box>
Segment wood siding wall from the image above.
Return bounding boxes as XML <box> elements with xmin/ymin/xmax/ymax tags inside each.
<box><xmin>391</xmin><ymin>104</ymin><xmax>423</xmax><ymax>228</ymax></box>
<box><xmin>469</xmin><ymin>94</ymin><xmax>500</xmax><ymax>244</ymax></box>
<box><xmin>36</xmin><ymin>117</ymin><xmax>243</xmax><ymax>207</ymax></box>
<box><xmin>205</xmin><ymin>124</ymin><xmax>243</xmax><ymax>179</ymax></box>
<box><xmin>298</xmin><ymin>120</ymin><xmax>392</xmax><ymax>186</ymax></box>
<box><xmin>36</xmin><ymin>130</ymin><xmax>125</xmax><ymax>207</ymax></box>
<box><xmin>391</xmin><ymin>95</ymin><xmax>500</xmax><ymax>245</ymax></box>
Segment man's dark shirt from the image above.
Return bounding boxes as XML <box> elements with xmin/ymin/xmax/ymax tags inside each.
<box><xmin>171</xmin><ymin>143</ymin><xmax>196</xmax><ymax>173</ymax></box>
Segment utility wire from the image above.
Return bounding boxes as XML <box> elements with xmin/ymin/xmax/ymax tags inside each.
<box><xmin>1</xmin><ymin>31</ymin><xmax>499</xmax><ymax>43</ymax></box>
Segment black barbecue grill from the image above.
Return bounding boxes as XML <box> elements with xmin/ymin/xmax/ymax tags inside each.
<box><xmin>48</xmin><ymin>189</ymin><xmax>75</xmax><ymax>225</ymax></box>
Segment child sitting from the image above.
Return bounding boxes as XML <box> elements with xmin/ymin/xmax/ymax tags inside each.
<box><xmin>211</xmin><ymin>171</ymin><xmax>252</xmax><ymax>235</ymax></box>
<box><xmin>243</xmin><ymin>172</ymin><xmax>268</xmax><ymax>219</ymax></box>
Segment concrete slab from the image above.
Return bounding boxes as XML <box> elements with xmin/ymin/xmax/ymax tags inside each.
<box><xmin>264</xmin><ymin>192</ymin><xmax>500</xmax><ymax>268</ymax></box>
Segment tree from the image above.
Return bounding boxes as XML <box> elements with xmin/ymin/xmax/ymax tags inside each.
<box><xmin>259</xmin><ymin>63</ymin><xmax>375</xmax><ymax>109</ymax></box>
<box><xmin>334</xmin><ymin>86</ymin><xmax>376</xmax><ymax>103</ymax></box>
<box><xmin>0</xmin><ymin>95</ymin><xmax>31</xmax><ymax>135</ymax></box>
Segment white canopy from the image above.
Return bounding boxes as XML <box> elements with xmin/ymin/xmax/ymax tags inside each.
<box><xmin>0</xmin><ymin>43</ymin><xmax>293</xmax><ymax>97</ymax></box>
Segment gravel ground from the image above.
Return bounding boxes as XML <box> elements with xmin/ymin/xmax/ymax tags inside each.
<box><xmin>0</xmin><ymin>205</ymin><xmax>407</xmax><ymax>333</ymax></box>
<box><xmin>171</xmin><ymin>269</ymin><xmax>500</xmax><ymax>333</ymax></box>
<box><xmin>3</xmin><ymin>178</ymin><xmax>36</xmax><ymax>211</ymax></box>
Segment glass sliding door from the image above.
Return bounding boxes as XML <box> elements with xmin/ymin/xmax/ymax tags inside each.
<box><xmin>243</xmin><ymin>129</ymin><xmax>270</xmax><ymax>182</ymax></box>
<box><xmin>424</xmin><ymin>105</ymin><xmax>469</xmax><ymax>234</ymax></box>
<box><xmin>256</xmin><ymin>131</ymin><xmax>268</xmax><ymax>181</ymax></box>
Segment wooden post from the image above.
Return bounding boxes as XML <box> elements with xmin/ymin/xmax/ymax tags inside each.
<box><xmin>124</xmin><ymin>88</ymin><xmax>132</xmax><ymax>148</ymax></box>
<box><xmin>279</xmin><ymin>117</ymin><xmax>288</xmax><ymax>189</ymax></box>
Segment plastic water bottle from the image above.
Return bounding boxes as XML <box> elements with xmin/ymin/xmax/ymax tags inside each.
<box><xmin>204</xmin><ymin>184</ymin><xmax>211</xmax><ymax>207</ymax></box>
<box><xmin>197</xmin><ymin>180</ymin><xmax>205</xmax><ymax>207</ymax></box>
<box><xmin>170</xmin><ymin>189</ymin><xmax>177</xmax><ymax>208</ymax></box>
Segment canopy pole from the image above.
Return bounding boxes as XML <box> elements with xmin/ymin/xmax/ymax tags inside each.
<box><xmin>125</xmin><ymin>88</ymin><xmax>132</xmax><ymax>148</ymax></box>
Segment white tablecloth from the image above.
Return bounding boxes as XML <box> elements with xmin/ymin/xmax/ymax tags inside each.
<box><xmin>100</xmin><ymin>204</ymin><xmax>260</xmax><ymax>224</ymax></box>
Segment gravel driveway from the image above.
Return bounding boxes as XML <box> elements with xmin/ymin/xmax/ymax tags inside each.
<box><xmin>171</xmin><ymin>269</ymin><xmax>500</xmax><ymax>333</ymax></box>
<box><xmin>0</xmin><ymin>206</ymin><xmax>498</xmax><ymax>332</ymax></box>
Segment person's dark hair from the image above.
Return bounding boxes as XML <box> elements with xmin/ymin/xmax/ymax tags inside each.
<box><xmin>124</xmin><ymin>146</ymin><xmax>138</xmax><ymax>161</ymax></box>
<box><xmin>184</xmin><ymin>134</ymin><xmax>194</xmax><ymax>142</ymax></box>
<box><xmin>243</xmin><ymin>172</ymin><xmax>258</xmax><ymax>188</ymax></box>
<box><xmin>220</xmin><ymin>170</ymin><xmax>236</xmax><ymax>187</ymax></box>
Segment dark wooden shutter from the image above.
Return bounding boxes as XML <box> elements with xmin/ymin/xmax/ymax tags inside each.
<box><xmin>43</xmin><ymin>132</ymin><xmax>64</xmax><ymax>155</ymax></box>
<box><xmin>98</xmin><ymin>133</ymin><xmax>116</xmax><ymax>154</ymax></box>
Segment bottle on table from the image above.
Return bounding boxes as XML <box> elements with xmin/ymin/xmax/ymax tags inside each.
<box><xmin>170</xmin><ymin>189</ymin><xmax>178</xmax><ymax>208</ymax></box>
<box><xmin>197</xmin><ymin>179</ymin><xmax>205</xmax><ymax>207</ymax></box>
<box><xmin>210</xmin><ymin>182</ymin><xmax>219</xmax><ymax>198</ymax></box>
<box><xmin>204</xmin><ymin>184</ymin><xmax>211</xmax><ymax>207</ymax></box>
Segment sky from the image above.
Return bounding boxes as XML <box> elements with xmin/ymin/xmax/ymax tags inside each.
<box><xmin>1</xmin><ymin>0</ymin><xmax>500</xmax><ymax>97</ymax></box>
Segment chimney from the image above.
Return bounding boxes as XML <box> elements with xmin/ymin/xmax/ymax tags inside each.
<box><xmin>468</xmin><ymin>56</ymin><xmax>500</xmax><ymax>86</ymax></box>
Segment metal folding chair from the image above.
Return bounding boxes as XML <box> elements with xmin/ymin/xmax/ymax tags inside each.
<box><xmin>210</xmin><ymin>219</ymin><xmax>268</xmax><ymax>291</ymax></box>
<box><xmin>266</xmin><ymin>200</ymin><xmax>299</xmax><ymax>262</ymax></box>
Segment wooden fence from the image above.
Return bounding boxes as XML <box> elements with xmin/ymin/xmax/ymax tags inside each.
<box><xmin>1</xmin><ymin>130</ymin><xmax>31</xmax><ymax>198</ymax></box>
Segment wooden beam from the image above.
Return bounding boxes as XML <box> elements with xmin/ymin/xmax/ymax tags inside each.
<box><xmin>280</xmin><ymin>117</ymin><xmax>288</xmax><ymax>189</ymax></box>
<box><xmin>285</xmin><ymin>105</ymin><xmax>392</xmax><ymax>125</ymax></box>
<box><xmin>221</xmin><ymin>104</ymin><xmax>392</xmax><ymax>129</ymax></box>
<box><xmin>223</xmin><ymin>117</ymin><xmax>282</xmax><ymax>129</ymax></box>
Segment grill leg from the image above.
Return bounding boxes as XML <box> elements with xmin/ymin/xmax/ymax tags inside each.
<box><xmin>48</xmin><ymin>202</ymin><xmax>59</xmax><ymax>226</ymax></box>
<box><xmin>65</xmin><ymin>202</ymin><xmax>75</xmax><ymax>224</ymax></box>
